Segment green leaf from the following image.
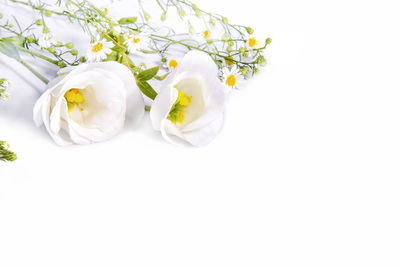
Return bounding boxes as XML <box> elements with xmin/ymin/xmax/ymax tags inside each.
<box><xmin>118</xmin><ymin>17</ymin><xmax>137</xmax><ymax>24</ymax></box>
<box><xmin>136</xmin><ymin>66</ymin><xmax>159</xmax><ymax>81</ymax></box>
<box><xmin>0</xmin><ymin>40</ymin><xmax>21</xmax><ymax>61</ymax></box>
<box><xmin>136</xmin><ymin>80</ymin><xmax>158</xmax><ymax>100</ymax></box>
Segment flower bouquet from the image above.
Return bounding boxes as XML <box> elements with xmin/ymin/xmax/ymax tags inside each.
<box><xmin>0</xmin><ymin>0</ymin><xmax>271</xmax><ymax>161</ymax></box>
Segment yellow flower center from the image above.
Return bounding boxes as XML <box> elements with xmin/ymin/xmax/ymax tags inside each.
<box><xmin>168</xmin><ymin>89</ymin><xmax>192</xmax><ymax>124</ymax></box>
<box><xmin>226</xmin><ymin>74</ymin><xmax>237</xmax><ymax>87</ymax></box>
<box><xmin>168</xmin><ymin>59</ymin><xmax>178</xmax><ymax>69</ymax></box>
<box><xmin>92</xmin><ymin>42</ymin><xmax>103</xmax><ymax>53</ymax></box>
<box><xmin>248</xmin><ymin>37</ymin><xmax>257</xmax><ymax>48</ymax></box>
<box><xmin>132</xmin><ymin>37</ymin><xmax>141</xmax><ymax>44</ymax></box>
<box><xmin>64</xmin><ymin>88</ymin><xmax>85</xmax><ymax>112</ymax></box>
<box><xmin>203</xmin><ymin>30</ymin><xmax>210</xmax><ymax>39</ymax></box>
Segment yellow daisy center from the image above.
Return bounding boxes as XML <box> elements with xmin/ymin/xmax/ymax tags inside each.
<box><xmin>248</xmin><ymin>37</ymin><xmax>257</xmax><ymax>48</ymax></box>
<box><xmin>92</xmin><ymin>42</ymin><xmax>103</xmax><ymax>53</ymax></box>
<box><xmin>203</xmin><ymin>30</ymin><xmax>210</xmax><ymax>39</ymax></box>
<box><xmin>226</xmin><ymin>74</ymin><xmax>237</xmax><ymax>87</ymax></box>
<box><xmin>65</xmin><ymin>88</ymin><xmax>85</xmax><ymax>112</ymax></box>
<box><xmin>168</xmin><ymin>89</ymin><xmax>192</xmax><ymax>124</ymax></box>
<box><xmin>169</xmin><ymin>59</ymin><xmax>178</xmax><ymax>69</ymax></box>
<box><xmin>132</xmin><ymin>37</ymin><xmax>141</xmax><ymax>44</ymax></box>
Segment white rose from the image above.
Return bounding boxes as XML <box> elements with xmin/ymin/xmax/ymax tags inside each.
<box><xmin>34</xmin><ymin>62</ymin><xmax>144</xmax><ymax>145</ymax></box>
<box><xmin>150</xmin><ymin>51</ymin><xmax>227</xmax><ymax>146</ymax></box>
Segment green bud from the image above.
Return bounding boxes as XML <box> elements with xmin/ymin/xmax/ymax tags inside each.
<box><xmin>178</xmin><ymin>9</ymin><xmax>186</xmax><ymax>18</ymax></box>
<box><xmin>266</xmin><ymin>38</ymin><xmax>272</xmax><ymax>45</ymax></box>
<box><xmin>243</xmin><ymin>51</ymin><xmax>249</xmax><ymax>58</ymax></box>
<box><xmin>222</xmin><ymin>17</ymin><xmax>228</xmax><ymax>24</ymax></box>
<box><xmin>26</xmin><ymin>37</ymin><xmax>35</xmax><ymax>43</ymax></box>
<box><xmin>42</xmin><ymin>27</ymin><xmax>50</xmax><ymax>34</ymax></box>
<box><xmin>161</xmin><ymin>12</ymin><xmax>166</xmax><ymax>21</ymax></box>
<box><xmin>228</xmin><ymin>40</ymin><xmax>234</xmax><ymax>47</ymax></box>
<box><xmin>209</xmin><ymin>18</ymin><xmax>215</xmax><ymax>26</ymax></box>
<box><xmin>207</xmin><ymin>39</ymin><xmax>213</xmax><ymax>45</ymax></box>
<box><xmin>47</xmin><ymin>47</ymin><xmax>55</xmax><ymax>53</ymax></box>
<box><xmin>254</xmin><ymin>68</ymin><xmax>259</xmax><ymax>74</ymax></box>
<box><xmin>118</xmin><ymin>17</ymin><xmax>137</xmax><ymax>24</ymax></box>
<box><xmin>44</xmin><ymin>10</ymin><xmax>52</xmax><ymax>17</ymax></box>
<box><xmin>226</xmin><ymin>46</ymin><xmax>232</xmax><ymax>53</ymax></box>
<box><xmin>0</xmin><ymin>13</ymin><xmax>3</xmax><ymax>19</ymax></box>
<box><xmin>65</xmin><ymin>43</ymin><xmax>74</xmax><ymax>49</ymax></box>
<box><xmin>239</xmin><ymin>47</ymin><xmax>246</xmax><ymax>53</ymax></box>
<box><xmin>79</xmin><ymin>56</ymin><xmax>86</xmax><ymax>63</ymax></box>
<box><xmin>259</xmin><ymin>56</ymin><xmax>267</xmax><ymax>67</ymax></box>
<box><xmin>57</xmin><ymin>61</ymin><xmax>66</xmax><ymax>68</ymax></box>
<box><xmin>70</xmin><ymin>49</ymin><xmax>78</xmax><ymax>56</ymax></box>
<box><xmin>246</xmin><ymin>27</ymin><xmax>254</xmax><ymax>34</ymax></box>
<box><xmin>144</xmin><ymin>12</ymin><xmax>151</xmax><ymax>22</ymax></box>
<box><xmin>35</xmin><ymin>19</ymin><xmax>43</xmax><ymax>26</ymax></box>
<box><xmin>240</xmin><ymin>66</ymin><xmax>250</xmax><ymax>76</ymax></box>
<box><xmin>161</xmin><ymin>57</ymin><xmax>167</xmax><ymax>63</ymax></box>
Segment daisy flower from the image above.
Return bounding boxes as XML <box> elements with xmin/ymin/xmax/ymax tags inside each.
<box><xmin>246</xmin><ymin>35</ymin><xmax>265</xmax><ymax>50</ymax></box>
<box><xmin>124</xmin><ymin>32</ymin><xmax>148</xmax><ymax>53</ymax></box>
<box><xmin>86</xmin><ymin>38</ymin><xmax>114</xmax><ymax>62</ymax></box>
<box><xmin>38</xmin><ymin>32</ymin><xmax>56</xmax><ymax>49</ymax></box>
<box><xmin>222</xmin><ymin>66</ymin><xmax>244</xmax><ymax>90</ymax></box>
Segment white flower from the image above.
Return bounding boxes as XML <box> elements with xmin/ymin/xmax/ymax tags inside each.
<box><xmin>124</xmin><ymin>32</ymin><xmax>148</xmax><ymax>53</ymax></box>
<box><xmin>150</xmin><ymin>51</ymin><xmax>227</xmax><ymax>146</ymax></box>
<box><xmin>87</xmin><ymin>38</ymin><xmax>114</xmax><ymax>62</ymax></box>
<box><xmin>38</xmin><ymin>32</ymin><xmax>56</xmax><ymax>49</ymax></box>
<box><xmin>33</xmin><ymin>62</ymin><xmax>145</xmax><ymax>145</ymax></box>
<box><xmin>222</xmin><ymin>66</ymin><xmax>243</xmax><ymax>90</ymax></box>
<box><xmin>246</xmin><ymin>35</ymin><xmax>264</xmax><ymax>50</ymax></box>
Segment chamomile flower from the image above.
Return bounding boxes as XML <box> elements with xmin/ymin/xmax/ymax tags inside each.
<box><xmin>125</xmin><ymin>32</ymin><xmax>148</xmax><ymax>53</ymax></box>
<box><xmin>38</xmin><ymin>32</ymin><xmax>56</xmax><ymax>49</ymax></box>
<box><xmin>86</xmin><ymin>38</ymin><xmax>114</xmax><ymax>62</ymax></box>
<box><xmin>246</xmin><ymin>35</ymin><xmax>264</xmax><ymax>50</ymax></box>
<box><xmin>222</xmin><ymin>66</ymin><xmax>243</xmax><ymax>90</ymax></box>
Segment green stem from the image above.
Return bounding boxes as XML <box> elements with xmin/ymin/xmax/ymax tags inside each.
<box><xmin>19</xmin><ymin>60</ymin><xmax>49</xmax><ymax>84</ymax></box>
<box><xmin>17</xmin><ymin>47</ymin><xmax>59</xmax><ymax>65</ymax></box>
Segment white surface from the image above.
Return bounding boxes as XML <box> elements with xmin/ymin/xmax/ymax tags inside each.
<box><xmin>1</xmin><ymin>0</ymin><xmax>400</xmax><ymax>266</ymax></box>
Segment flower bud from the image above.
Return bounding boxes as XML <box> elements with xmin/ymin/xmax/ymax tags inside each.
<box><xmin>44</xmin><ymin>10</ymin><xmax>52</xmax><ymax>17</ymax></box>
<box><xmin>246</xmin><ymin>27</ymin><xmax>254</xmax><ymax>34</ymax></box>
<box><xmin>266</xmin><ymin>38</ymin><xmax>272</xmax><ymax>45</ymax></box>
<box><xmin>79</xmin><ymin>56</ymin><xmax>87</xmax><ymax>63</ymax></box>
<box><xmin>57</xmin><ymin>61</ymin><xmax>66</xmax><ymax>68</ymax></box>
<box><xmin>222</xmin><ymin>17</ymin><xmax>229</xmax><ymax>24</ymax></box>
<box><xmin>70</xmin><ymin>49</ymin><xmax>78</xmax><ymax>56</ymax></box>
<box><xmin>35</xmin><ymin>19</ymin><xmax>43</xmax><ymax>26</ymax></box>
<box><xmin>161</xmin><ymin>12</ymin><xmax>166</xmax><ymax>21</ymax></box>
<box><xmin>47</xmin><ymin>47</ymin><xmax>55</xmax><ymax>53</ymax></box>
<box><xmin>65</xmin><ymin>43</ymin><xmax>74</xmax><ymax>49</ymax></box>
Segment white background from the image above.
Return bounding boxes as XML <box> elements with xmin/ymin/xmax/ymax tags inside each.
<box><xmin>1</xmin><ymin>0</ymin><xmax>400</xmax><ymax>266</ymax></box>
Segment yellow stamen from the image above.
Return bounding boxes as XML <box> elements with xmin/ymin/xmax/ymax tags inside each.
<box><xmin>65</xmin><ymin>88</ymin><xmax>85</xmax><ymax>112</ymax></box>
<box><xmin>168</xmin><ymin>59</ymin><xmax>178</xmax><ymax>69</ymax></box>
<box><xmin>92</xmin><ymin>42</ymin><xmax>103</xmax><ymax>53</ymax></box>
<box><xmin>203</xmin><ymin>30</ymin><xmax>210</xmax><ymax>39</ymax></box>
<box><xmin>168</xmin><ymin>89</ymin><xmax>192</xmax><ymax>124</ymax></box>
<box><xmin>132</xmin><ymin>37</ymin><xmax>141</xmax><ymax>44</ymax></box>
<box><xmin>226</xmin><ymin>74</ymin><xmax>237</xmax><ymax>87</ymax></box>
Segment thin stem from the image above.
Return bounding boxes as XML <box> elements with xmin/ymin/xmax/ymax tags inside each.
<box><xmin>19</xmin><ymin>60</ymin><xmax>49</xmax><ymax>84</ymax></box>
<box><xmin>17</xmin><ymin>47</ymin><xmax>59</xmax><ymax>65</ymax></box>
